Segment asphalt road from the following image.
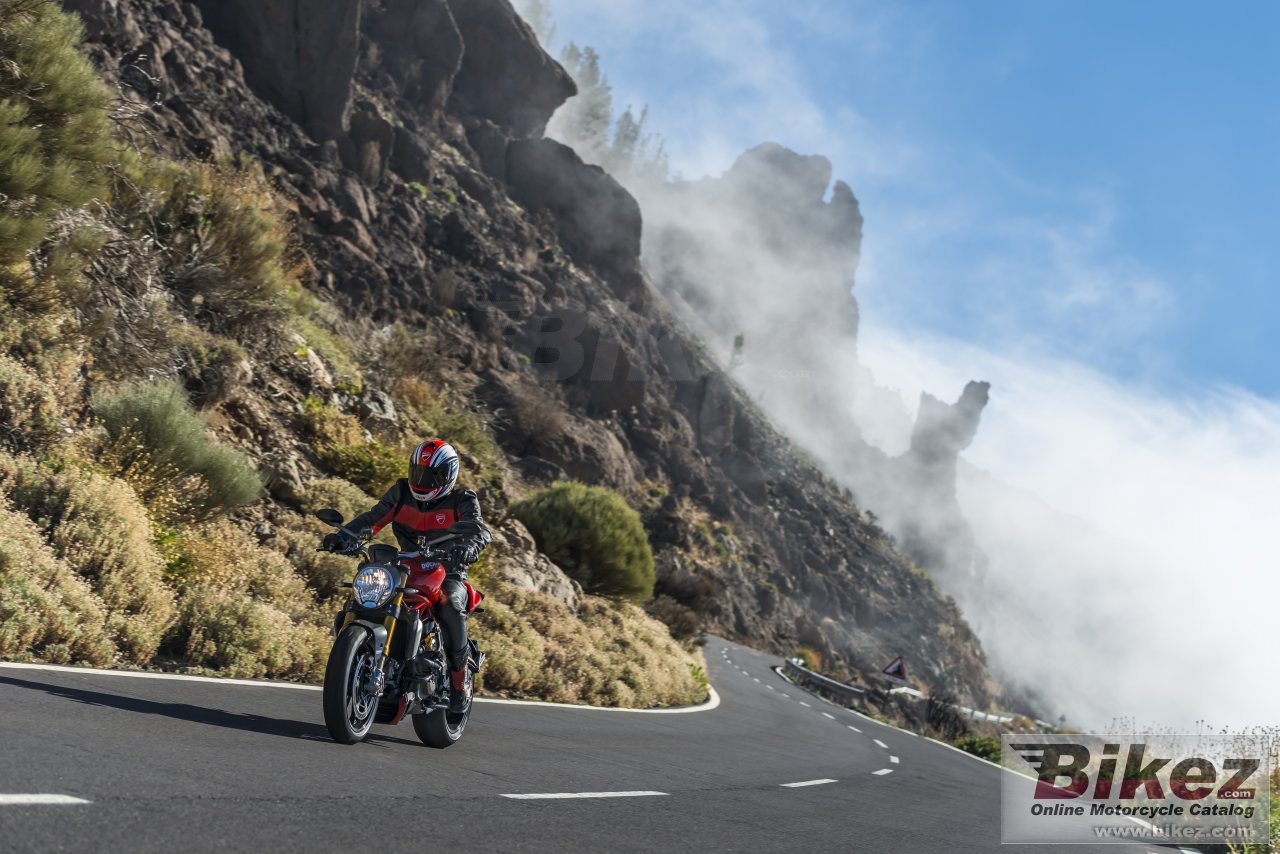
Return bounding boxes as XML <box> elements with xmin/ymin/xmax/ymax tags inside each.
<box><xmin>0</xmin><ymin>637</ymin><xmax>1190</xmax><ymax>853</ymax></box>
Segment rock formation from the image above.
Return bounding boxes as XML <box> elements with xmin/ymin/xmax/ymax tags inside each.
<box><xmin>63</xmin><ymin>0</ymin><xmax>996</xmax><ymax>706</ymax></box>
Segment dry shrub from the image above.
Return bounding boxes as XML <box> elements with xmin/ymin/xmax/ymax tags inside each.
<box><xmin>162</xmin><ymin>519</ymin><xmax>332</xmax><ymax>680</ymax></box>
<box><xmin>299</xmin><ymin>397</ymin><xmax>401</xmax><ymax>495</ymax></box>
<box><xmin>173</xmin><ymin>519</ymin><xmax>319</xmax><ymax>619</ymax></box>
<box><xmin>645</xmin><ymin>594</ymin><xmax>703</xmax><ymax>642</ymax></box>
<box><xmin>429</xmin><ymin>270</ymin><xmax>461</xmax><ymax>309</ymax></box>
<box><xmin>796</xmin><ymin>646</ymin><xmax>822</xmax><ymax>672</ymax></box>
<box><xmin>373</xmin><ymin>322</ymin><xmax>436</xmax><ymax>382</ymax></box>
<box><xmin>0</xmin><ymin>353</ymin><xmax>63</xmax><ymax>452</ymax></box>
<box><xmin>926</xmin><ymin>690</ymin><xmax>969</xmax><ymax>742</ymax></box>
<box><xmin>508</xmin><ymin>383</ymin><xmax>566</xmax><ymax>453</ymax></box>
<box><xmin>0</xmin><ymin>500</ymin><xmax>116</xmax><ymax>666</ymax></box>
<box><xmin>107</xmin><ymin>157</ymin><xmax>293</xmax><ymax>339</ymax></box>
<box><xmin>303</xmin><ymin>477</ymin><xmax>377</xmax><ymax>521</ymax></box>
<box><xmin>473</xmin><ymin>579</ymin><xmax>706</xmax><ymax>708</ymax></box>
<box><xmin>391</xmin><ymin>376</ymin><xmax>435</xmax><ymax>412</ymax></box>
<box><xmin>168</xmin><ymin>585</ymin><xmax>329</xmax><ymax>680</ymax></box>
<box><xmin>0</xmin><ymin>453</ymin><xmax>174</xmax><ymax>662</ymax></box>
<box><xmin>268</xmin><ymin>521</ymin><xmax>353</xmax><ymax>600</ymax></box>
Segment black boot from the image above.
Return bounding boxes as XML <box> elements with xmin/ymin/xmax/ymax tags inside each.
<box><xmin>448</xmin><ymin>667</ymin><xmax>472</xmax><ymax>713</ymax></box>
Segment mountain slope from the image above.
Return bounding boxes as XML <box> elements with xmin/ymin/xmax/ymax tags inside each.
<box><xmin>36</xmin><ymin>0</ymin><xmax>995</xmax><ymax>706</ymax></box>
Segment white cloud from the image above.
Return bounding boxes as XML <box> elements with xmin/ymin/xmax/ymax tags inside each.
<box><xmin>536</xmin><ymin>0</ymin><xmax>1274</xmax><ymax>729</ymax></box>
<box><xmin>861</xmin><ymin>326</ymin><xmax>1280</xmax><ymax>728</ymax></box>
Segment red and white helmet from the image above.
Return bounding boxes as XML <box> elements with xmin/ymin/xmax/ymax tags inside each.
<box><xmin>407</xmin><ymin>439</ymin><xmax>459</xmax><ymax>502</ymax></box>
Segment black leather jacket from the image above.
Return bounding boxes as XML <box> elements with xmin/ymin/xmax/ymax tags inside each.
<box><xmin>347</xmin><ymin>480</ymin><xmax>491</xmax><ymax>571</ymax></box>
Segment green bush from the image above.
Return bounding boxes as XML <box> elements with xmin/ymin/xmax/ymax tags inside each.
<box><xmin>511</xmin><ymin>482</ymin><xmax>655</xmax><ymax>603</ymax></box>
<box><xmin>954</xmin><ymin>735</ymin><xmax>1002</xmax><ymax>763</ymax></box>
<box><xmin>93</xmin><ymin>380</ymin><xmax>264</xmax><ymax>523</ymax></box>
<box><xmin>0</xmin><ymin>0</ymin><xmax>113</xmax><ymax>266</ymax></box>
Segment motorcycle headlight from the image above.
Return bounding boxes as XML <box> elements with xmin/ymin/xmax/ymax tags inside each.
<box><xmin>352</xmin><ymin>565</ymin><xmax>395</xmax><ymax>609</ymax></box>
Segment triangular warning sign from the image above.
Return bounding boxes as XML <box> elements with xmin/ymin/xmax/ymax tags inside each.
<box><xmin>881</xmin><ymin>656</ymin><xmax>907</xmax><ymax>684</ymax></box>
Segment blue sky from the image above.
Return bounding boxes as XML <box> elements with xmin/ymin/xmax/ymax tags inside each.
<box><xmin>537</xmin><ymin>0</ymin><xmax>1279</xmax><ymax>397</ymax></box>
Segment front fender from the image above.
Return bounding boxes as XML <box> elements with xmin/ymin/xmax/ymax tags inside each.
<box><xmin>347</xmin><ymin>619</ymin><xmax>388</xmax><ymax>652</ymax></box>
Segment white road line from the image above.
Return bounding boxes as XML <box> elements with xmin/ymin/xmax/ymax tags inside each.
<box><xmin>0</xmin><ymin>795</ymin><xmax>91</xmax><ymax>805</ymax></box>
<box><xmin>501</xmin><ymin>791</ymin><xmax>667</xmax><ymax>800</ymax></box>
<box><xmin>890</xmin><ymin>755</ymin><xmax>900</xmax><ymax>764</ymax></box>
<box><xmin>872</xmin><ymin>769</ymin><xmax>893</xmax><ymax>776</ymax></box>
<box><xmin>753</xmin><ymin>677</ymin><xmax>761</xmax><ymax>683</ymax></box>
<box><xmin>766</xmin><ymin>685</ymin><xmax>775</xmax><ymax>691</ymax></box>
<box><xmin>780</xmin><ymin>693</ymin><xmax>791</xmax><ymax>699</ymax></box>
<box><xmin>0</xmin><ymin>662</ymin><xmax>721</xmax><ymax>715</ymax></box>
<box><xmin>847</xmin><ymin>725</ymin><xmax>862</xmax><ymax>733</ymax></box>
<box><xmin>873</xmin><ymin>739</ymin><xmax>889</xmax><ymax>749</ymax></box>
<box><xmin>821</xmin><ymin>712</ymin><xmax>835</xmax><ymax>719</ymax></box>
<box><xmin>780</xmin><ymin>779</ymin><xmax>837</xmax><ymax>788</ymax></box>
<box><xmin>799</xmin><ymin>701</ymin><xmax>811</xmax><ymax>708</ymax></box>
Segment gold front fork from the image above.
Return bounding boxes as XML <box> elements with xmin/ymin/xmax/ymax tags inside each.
<box><xmin>381</xmin><ymin>569</ymin><xmax>408</xmax><ymax>658</ymax></box>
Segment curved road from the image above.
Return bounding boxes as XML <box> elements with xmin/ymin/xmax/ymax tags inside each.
<box><xmin>0</xmin><ymin>638</ymin><xmax>1187</xmax><ymax>853</ymax></box>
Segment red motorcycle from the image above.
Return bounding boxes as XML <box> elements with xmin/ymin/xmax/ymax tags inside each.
<box><xmin>315</xmin><ymin>508</ymin><xmax>484</xmax><ymax>748</ymax></box>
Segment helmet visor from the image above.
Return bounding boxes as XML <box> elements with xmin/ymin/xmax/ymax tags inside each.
<box><xmin>409</xmin><ymin>462</ymin><xmax>452</xmax><ymax>490</ymax></box>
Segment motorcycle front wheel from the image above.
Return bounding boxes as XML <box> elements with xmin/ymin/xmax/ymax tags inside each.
<box><xmin>412</xmin><ymin>706</ymin><xmax>469</xmax><ymax>748</ymax></box>
<box><xmin>323</xmin><ymin>625</ymin><xmax>378</xmax><ymax>744</ymax></box>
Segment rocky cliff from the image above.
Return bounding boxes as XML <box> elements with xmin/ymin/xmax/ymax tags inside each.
<box><xmin>638</xmin><ymin>136</ymin><xmax>995</xmax><ymax>591</ymax></box>
<box><xmin>61</xmin><ymin>0</ymin><xmax>994</xmax><ymax>705</ymax></box>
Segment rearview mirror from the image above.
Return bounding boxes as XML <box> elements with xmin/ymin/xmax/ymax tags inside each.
<box><xmin>315</xmin><ymin>508</ymin><xmax>344</xmax><ymax>527</ymax></box>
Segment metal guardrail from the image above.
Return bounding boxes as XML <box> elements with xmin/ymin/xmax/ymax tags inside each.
<box><xmin>781</xmin><ymin>659</ymin><xmax>865</xmax><ymax>705</ymax></box>
<box><xmin>781</xmin><ymin>659</ymin><xmax>1016</xmax><ymax>724</ymax></box>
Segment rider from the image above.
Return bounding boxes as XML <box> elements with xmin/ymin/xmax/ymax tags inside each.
<box><xmin>324</xmin><ymin>439</ymin><xmax>491</xmax><ymax>713</ymax></box>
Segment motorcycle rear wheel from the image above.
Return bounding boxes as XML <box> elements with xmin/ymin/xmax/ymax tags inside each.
<box><xmin>412</xmin><ymin>706</ymin><xmax>468</xmax><ymax>748</ymax></box>
<box><xmin>323</xmin><ymin>625</ymin><xmax>378</xmax><ymax>744</ymax></box>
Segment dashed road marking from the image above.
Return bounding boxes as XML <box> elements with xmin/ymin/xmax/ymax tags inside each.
<box><xmin>0</xmin><ymin>795</ymin><xmax>91</xmax><ymax>805</ymax></box>
<box><xmin>780</xmin><ymin>693</ymin><xmax>791</xmax><ymax>699</ymax></box>
<box><xmin>821</xmin><ymin>712</ymin><xmax>835</xmax><ymax>720</ymax></box>
<box><xmin>890</xmin><ymin>756</ymin><xmax>900</xmax><ymax>764</ymax></box>
<box><xmin>873</xmin><ymin>739</ymin><xmax>889</xmax><ymax>749</ymax></box>
<box><xmin>766</xmin><ymin>685</ymin><xmax>775</xmax><ymax>691</ymax></box>
<box><xmin>502</xmin><ymin>791</ymin><xmax>667</xmax><ymax>800</ymax></box>
<box><xmin>753</xmin><ymin>677</ymin><xmax>761</xmax><ymax>683</ymax></box>
<box><xmin>872</xmin><ymin>769</ymin><xmax>893</xmax><ymax>776</ymax></box>
<box><xmin>799</xmin><ymin>701</ymin><xmax>812</xmax><ymax>708</ymax></box>
<box><xmin>847</xmin><ymin>725</ymin><xmax>862</xmax><ymax>733</ymax></box>
<box><xmin>780</xmin><ymin>779</ymin><xmax>837</xmax><ymax>788</ymax></box>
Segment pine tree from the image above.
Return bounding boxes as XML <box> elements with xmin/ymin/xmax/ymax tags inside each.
<box><xmin>0</xmin><ymin>0</ymin><xmax>114</xmax><ymax>267</ymax></box>
<box><xmin>549</xmin><ymin>42</ymin><xmax>614</xmax><ymax>165</ymax></box>
<box><xmin>519</xmin><ymin>0</ymin><xmax>556</xmax><ymax>47</ymax></box>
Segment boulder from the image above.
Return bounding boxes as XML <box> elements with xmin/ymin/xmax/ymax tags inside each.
<box><xmin>506</xmin><ymin>138</ymin><xmax>643</xmax><ymax>293</ymax></box>
<box><xmin>492</xmin><ymin>520</ymin><xmax>582</xmax><ymax>612</ymax></box>
<box><xmin>193</xmin><ymin>0</ymin><xmax>360</xmax><ymax>139</ymax></box>
<box><xmin>356</xmin><ymin>387</ymin><xmax>398</xmax><ymax>430</ymax></box>
<box><xmin>446</xmin><ymin>0</ymin><xmax>575</xmax><ymax>138</ymax></box>
<box><xmin>362</xmin><ymin>0</ymin><xmax>462</xmax><ymax>123</ymax></box>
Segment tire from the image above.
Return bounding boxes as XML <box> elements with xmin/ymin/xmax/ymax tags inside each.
<box><xmin>412</xmin><ymin>706</ymin><xmax>469</xmax><ymax>749</ymax></box>
<box><xmin>323</xmin><ymin>625</ymin><xmax>379</xmax><ymax>744</ymax></box>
